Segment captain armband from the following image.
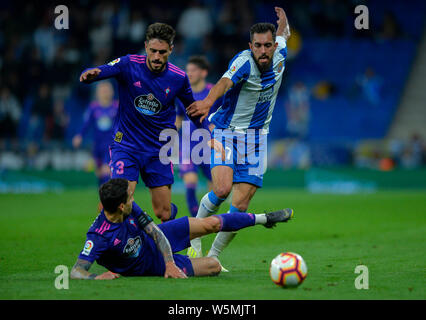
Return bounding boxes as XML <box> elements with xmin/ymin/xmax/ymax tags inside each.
<box><xmin>137</xmin><ymin>210</ymin><xmax>154</xmax><ymax>229</ymax></box>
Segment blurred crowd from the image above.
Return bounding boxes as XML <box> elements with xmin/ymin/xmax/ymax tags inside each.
<box><xmin>0</xmin><ymin>0</ymin><xmax>425</xmax><ymax>169</ymax></box>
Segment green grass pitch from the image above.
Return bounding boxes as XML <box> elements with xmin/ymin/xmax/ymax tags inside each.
<box><xmin>0</xmin><ymin>187</ymin><xmax>425</xmax><ymax>300</ymax></box>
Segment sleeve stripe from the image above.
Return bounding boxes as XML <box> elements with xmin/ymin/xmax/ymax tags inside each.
<box><xmin>223</xmin><ymin>58</ymin><xmax>251</xmax><ymax>83</ymax></box>
<box><xmin>129</xmin><ymin>58</ymin><xmax>145</xmax><ymax>64</ymax></box>
<box><xmin>168</xmin><ymin>64</ymin><xmax>186</xmax><ymax>77</ymax></box>
<box><xmin>129</xmin><ymin>54</ymin><xmax>146</xmax><ymax>60</ymax></box>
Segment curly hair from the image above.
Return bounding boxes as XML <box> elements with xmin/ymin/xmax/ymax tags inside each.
<box><xmin>145</xmin><ymin>22</ymin><xmax>176</xmax><ymax>46</ymax></box>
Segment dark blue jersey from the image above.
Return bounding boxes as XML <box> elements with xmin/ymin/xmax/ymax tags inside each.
<box><xmin>78</xmin><ymin>203</ymin><xmax>164</xmax><ymax>276</ymax></box>
<box><xmin>79</xmin><ymin>100</ymin><xmax>118</xmax><ymax>152</ymax></box>
<box><xmin>81</xmin><ymin>55</ymin><xmax>207</xmax><ymax>154</ymax></box>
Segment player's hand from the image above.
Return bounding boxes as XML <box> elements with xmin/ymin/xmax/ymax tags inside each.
<box><xmin>72</xmin><ymin>135</ymin><xmax>82</xmax><ymax>149</ymax></box>
<box><xmin>80</xmin><ymin>68</ymin><xmax>101</xmax><ymax>82</ymax></box>
<box><xmin>275</xmin><ymin>7</ymin><xmax>290</xmax><ymax>40</ymax></box>
<box><xmin>164</xmin><ymin>262</ymin><xmax>187</xmax><ymax>279</ymax></box>
<box><xmin>186</xmin><ymin>100</ymin><xmax>211</xmax><ymax>123</ymax></box>
<box><xmin>95</xmin><ymin>271</ymin><xmax>120</xmax><ymax>280</ymax></box>
<box><xmin>208</xmin><ymin>138</ymin><xmax>226</xmax><ymax>161</ymax></box>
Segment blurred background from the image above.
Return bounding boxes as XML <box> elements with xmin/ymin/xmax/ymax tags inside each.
<box><xmin>1</xmin><ymin>0</ymin><xmax>426</xmax><ymax>193</ymax></box>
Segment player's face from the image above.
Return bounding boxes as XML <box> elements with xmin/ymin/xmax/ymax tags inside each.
<box><xmin>145</xmin><ymin>39</ymin><xmax>173</xmax><ymax>73</ymax></box>
<box><xmin>186</xmin><ymin>63</ymin><xmax>207</xmax><ymax>87</ymax></box>
<box><xmin>96</xmin><ymin>82</ymin><xmax>113</xmax><ymax>106</ymax></box>
<box><xmin>249</xmin><ymin>31</ymin><xmax>278</xmax><ymax>73</ymax></box>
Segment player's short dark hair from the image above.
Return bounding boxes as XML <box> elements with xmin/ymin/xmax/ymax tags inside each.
<box><xmin>146</xmin><ymin>22</ymin><xmax>176</xmax><ymax>46</ymax></box>
<box><xmin>187</xmin><ymin>56</ymin><xmax>210</xmax><ymax>71</ymax></box>
<box><xmin>99</xmin><ymin>178</ymin><xmax>129</xmax><ymax>213</ymax></box>
<box><xmin>250</xmin><ymin>23</ymin><xmax>277</xmax><ymax>42</ymax></box>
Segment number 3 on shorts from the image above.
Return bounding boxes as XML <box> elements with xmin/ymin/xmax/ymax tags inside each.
<box><xmin>114</xmin><ymin>161</ymin><xmax>124</xmax><ymax>175</ymax></box>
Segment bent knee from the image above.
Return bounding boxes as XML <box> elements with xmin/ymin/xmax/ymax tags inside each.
<box><xmin>213</xmin><ymin>185</ymin><xmax>231</xmax><ymax>200</ymax></box>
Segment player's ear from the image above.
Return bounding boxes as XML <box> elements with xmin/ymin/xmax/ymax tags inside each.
<box><xmin>248</xmin><ymin>42</ymin><xmax>253</xmax><ymax>50</ymax></box>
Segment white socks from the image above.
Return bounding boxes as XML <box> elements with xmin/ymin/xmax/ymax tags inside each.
<box><xmin>207</xmin><ymin>231</ymin><xmax>237</xmax><ymax>259</ymax></box>
<box><xmin>190</xmin><ymin>193</ymin><xmax>221</xmax><ymax>255</ymax></box>
<box><xmin>254</xmin><ymin>213</ymin><xmax>267</xmax><ymax>225</ymax></box>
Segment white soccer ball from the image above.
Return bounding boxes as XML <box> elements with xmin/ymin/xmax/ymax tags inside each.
<box><xmin>270</xmin><ymin>252</ymin><xmax>308</xmax><ymax>288</ymax></box>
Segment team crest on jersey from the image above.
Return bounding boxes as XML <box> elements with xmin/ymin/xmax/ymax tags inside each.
<box><xmin>129</xmin><ymin>218</ymin><xmax>137</xmax><ymax>228</ymax></box>
<box><xmin>82</xmin><ymin>240</ymin><xmax>94</xmax><ymax>256</ymax></box>
<box><xmin>134</xmin><ymin>93</ymin><xmax>162</xmax><ymax>115</ymax></box>
<box><xmin>108</xmin><ymin>58</ymin><xmax>120</xmax><ymax>66</ymax></box>
<box><xmin>114</xmin><ymin>131</ymin><xmax>123</xmax><ymax>143</ymax></box>
<box><xmin>277</xmin><ymin>61</ymin><xmax>283</xmax><ymax>73</ymax></box>
<box><xmin>230</xmin><ymin>65</ymin><xmax>237</xmax><ymax>73</ymax></box>
<box><xmin>123</xmin><ymin>236</ymin><xmax>142</xmax><ymax>258</ymax></box>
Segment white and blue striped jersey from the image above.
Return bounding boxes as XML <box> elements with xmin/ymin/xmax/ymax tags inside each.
<box><xmin>209</xmin><ymin>36</ymin><xmax>287</xmax><ymax>133</ymax></box>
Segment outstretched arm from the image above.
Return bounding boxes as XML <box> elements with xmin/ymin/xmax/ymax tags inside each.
<box><xmin>275</xmin><ymin>7</ymin><xmax>291</xmax><ymax>40</ymax></box>
<box><xmin>144</xmin><ymin>222</ymin><xmax>188</xmax><ymax>278</ymax></box>
<box><xmin>79</xmin><ymin>56</ymin><xmax>126</xmax><ymax>84</ymax></box>
<box><xmin>70</xmin><ymin>258</ymin><xmax>119</xmax><ymax>280</ymax></box>
<box><xmin>79</xmin><ymin>68</ymin><xmax>102</xmax><ymax>83</ymax></box>
<box><xmin>186</xmin><ymin>77</ymin><xmax>233</xmax><ymax>122</ymax></box>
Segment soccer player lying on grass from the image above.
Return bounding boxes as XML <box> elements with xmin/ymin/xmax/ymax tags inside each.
<box><xmin>70</xmin><ymin>178</ymin><xmax>293</xmax><ymax>279</ymax></box>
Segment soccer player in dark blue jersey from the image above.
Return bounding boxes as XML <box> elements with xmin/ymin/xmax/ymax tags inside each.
<box><xmin>79</xmin><ymin>23</ymin><xmax>219</xmax><ymax>223</ymax></box>
<box><xmin>72</xmin><ymin>81</ymin><xmax>118</xmax><ymax>187</ymax></box>
<box><xmin>175</xmin><ymin>56</ymin><xmax>221</xmax><ymax>218</ymax></box>
<box><xmin>70</xmin><ymin>178</ymin><xmax>293</xmax><ymax>279</ymax></box>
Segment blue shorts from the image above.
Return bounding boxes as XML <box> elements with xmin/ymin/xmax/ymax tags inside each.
<box><xmin>211</xmin><ymin>130</ymin><xmax>267</xmax><ymax>188</ymax></box>
<box><xmin>150</xmin><ymin>216</ymin><xmax>194</xmax><ymax>277</ymax></box>
<box><xmin>109</xmin><ymin>144</ymin><xmax>174</xmax><ymax>188</ymax></box>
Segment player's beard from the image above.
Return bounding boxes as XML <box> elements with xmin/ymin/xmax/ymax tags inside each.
<box><xmin>255</xmin><ymin>55</ymin><xmax>272</xmax><ymax>73</ymax></box>
<box><xmin>148</xmin><ymin>59</ymin><xmax>166</xmax><ymax>73</ymax></box>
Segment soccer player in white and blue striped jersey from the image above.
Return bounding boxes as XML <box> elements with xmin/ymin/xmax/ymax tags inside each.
<box><xmin>186</xmin><ymin>7</ymin><xmax>293</xmax><ymax>269</ymax></box>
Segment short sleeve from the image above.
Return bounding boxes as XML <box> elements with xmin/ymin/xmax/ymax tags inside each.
<box><xmin>78</xmin><ymin>233</ymin><xmax>108</xmax><ymax>263</ymax></box>
<box><xmin>222</xmin><ymin>54</ymin><xmax>251</xmax><ymax>84</ymax></box>
<box><xmin>131</xmin><ymin>202</ymin><xmax>154</xmax><ymax>229</ymax></box>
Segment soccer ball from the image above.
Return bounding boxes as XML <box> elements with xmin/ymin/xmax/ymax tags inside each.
<box><xmin>270</xmin><ymin>252</ymin><xmax>308</xmax><ymax>288</ymax></box>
